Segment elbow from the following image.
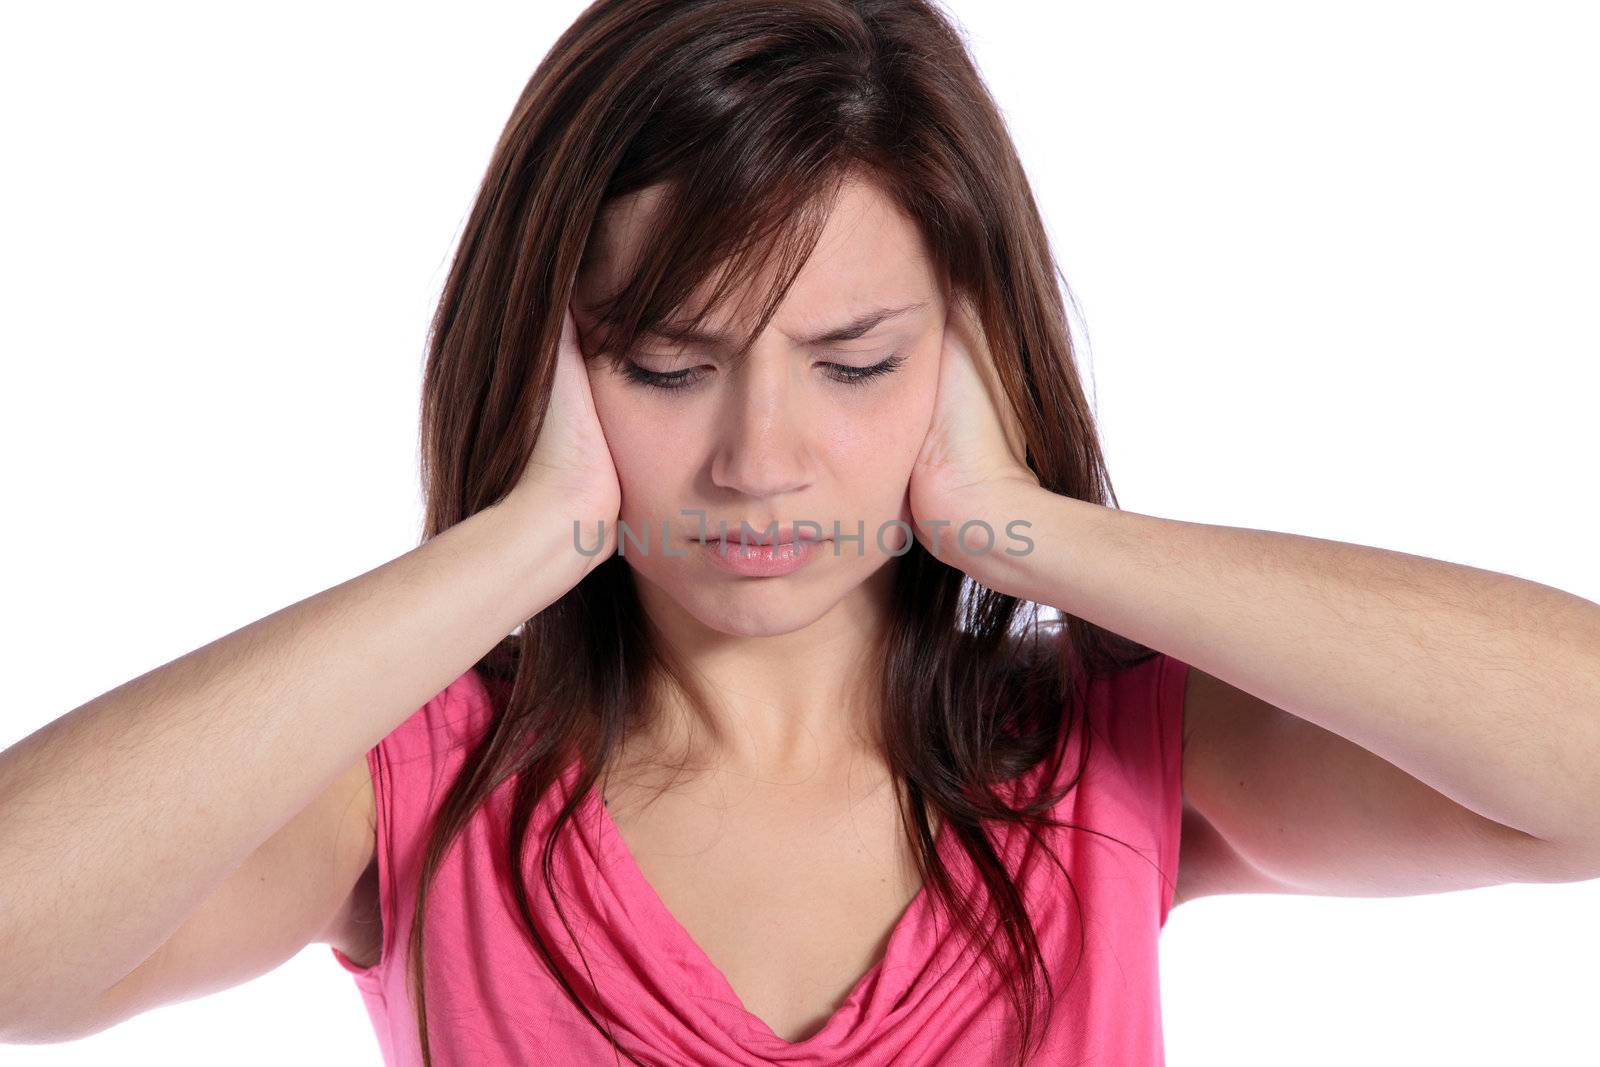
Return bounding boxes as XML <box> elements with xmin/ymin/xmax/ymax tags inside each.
<box><xmin>1</xmin><ymin>1016</ymin><xmax>111</xmax><ymax>1047</ymax></box>
<box><xmin>0</xmin><ymin>996</ymin><xmax>116</xmax><ymax>1046</ymax></box>
<box><xmin>1521</xmin><ymin>832</ymin><xmax>1600</xmax><ymax>884</ymax></box>
<box><xmin>1</xmin><ymin>1014</ymin><xmax>75</xmax><ymax>1046</ymax></box>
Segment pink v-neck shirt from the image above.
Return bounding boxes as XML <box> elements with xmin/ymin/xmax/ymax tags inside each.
<box><xmin>331</xmin><ymin>651</ymin><xmax>1189</xmax><ymax>1065</ymax></box>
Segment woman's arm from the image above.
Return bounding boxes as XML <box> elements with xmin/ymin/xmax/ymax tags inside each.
<box><xmin>907</xmin><ymin>295</ymin><xmax>1600</xmax><ymax>876</ymax></box>
<box><xmin>940</xmin><ymin>477</ymin><xmax>1600</xmax><ymax>866</ymax></box>
<box><xmin>0</xmin><ymin>485</ymin><xmax>593</xmax><ymax>1035</ymax></box>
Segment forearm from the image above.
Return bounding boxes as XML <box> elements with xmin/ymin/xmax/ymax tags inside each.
<box><xmin>0</xmin><ymin>488</ymin><xmax>582</xmax><ymax>1021</ymax></box>
<box><xmin>952</xmin><ymin>482</ymin><xmax>1600</xmax><ymax>852</ymax></box>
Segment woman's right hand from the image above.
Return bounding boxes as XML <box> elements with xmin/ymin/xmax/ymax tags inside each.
<box><xmin>505</xmin><ymin>300</ymin><xmax>620</xmax><ymax>571</ymax></box>
<box><xmin>0</xmin><ymin>300</ymin><xmax>620</xmax><ymax>1033</ymax></box>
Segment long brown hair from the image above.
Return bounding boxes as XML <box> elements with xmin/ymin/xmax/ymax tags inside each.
<box><xmin>407</xmin><ymin>2</ymin><xmax>1155</xmax><ymax>1063</ymax></box>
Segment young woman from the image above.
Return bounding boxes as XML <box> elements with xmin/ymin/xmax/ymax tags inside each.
<box><xmin>3</xmin><ymin>2</ymin><xmax>1597</xmax><ymax>1065</ymax></box>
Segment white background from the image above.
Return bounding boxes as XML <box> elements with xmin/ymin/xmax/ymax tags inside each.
<box><xmin>3</xmin><ymin>2</ymin><xmax>1596</xmax><ymax>1064</ymax></box>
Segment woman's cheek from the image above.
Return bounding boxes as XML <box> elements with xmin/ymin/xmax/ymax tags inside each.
<box><xmin>614</xmin><ymin>428</ymin><xmax>707</xmax><ymax>528</ymax></box>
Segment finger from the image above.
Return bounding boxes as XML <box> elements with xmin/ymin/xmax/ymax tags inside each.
<box><xmin>952</xmin><ymin>294</ymin><xmax>1030</xmax><ymax>467</ymax></box>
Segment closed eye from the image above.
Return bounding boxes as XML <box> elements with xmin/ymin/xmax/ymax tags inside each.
<box><xmin>824</xmin><ymin>352</ymin><xmax>906</xmax><ymax>384</ymax></box>
<box><xmin>617</xmin><ymin>353</ymin><xmax>906</xmax><ymax>392</ymax></box>
<box><xmin>617</xmin><ymin>360</ymin><xmax>700</xmax><ymax>390</ymax></box>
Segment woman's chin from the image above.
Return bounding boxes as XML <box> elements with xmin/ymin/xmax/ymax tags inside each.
<box><xmin>679</xmin><ymin>589</ymin><xmax>837</xmax><ymax>639</ymax></box>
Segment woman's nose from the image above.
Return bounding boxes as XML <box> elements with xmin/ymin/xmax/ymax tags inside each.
<box><xmin>708</xmin><ymin>354</ymin><xmax>817</xmax><ymax>498</ymax></box>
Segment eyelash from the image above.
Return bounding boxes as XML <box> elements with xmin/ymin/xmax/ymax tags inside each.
<box><xmin>619</xmin><ymin>353</ymin><xmax>906</xmax><ymax>392</ymax></box>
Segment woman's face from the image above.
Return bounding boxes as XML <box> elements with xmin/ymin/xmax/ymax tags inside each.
<box><xmin>571</xmin><ymin>177</ymin><xmax>945</xmax><ymax>638</ymax></box>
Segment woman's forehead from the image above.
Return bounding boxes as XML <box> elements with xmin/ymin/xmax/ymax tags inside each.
<box><xmin>581</xmin><ymin>178</ymin><xmax>938</xmax><ymax>334</ymax></box>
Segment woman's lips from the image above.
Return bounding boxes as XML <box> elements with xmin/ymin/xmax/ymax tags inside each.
<box><xmin>695</xmin><ymin>535</ymin><xmax>830</xmax><ymax>577</ymax></box>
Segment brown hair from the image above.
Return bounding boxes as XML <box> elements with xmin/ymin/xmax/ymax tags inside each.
<box><xmin>406</xmin><ymin>1</ymin><xmax>1156</xmax><ymax>1063</ymax></box>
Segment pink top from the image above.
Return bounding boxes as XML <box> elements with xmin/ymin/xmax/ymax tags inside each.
<box><xmin>331</xmin><ymin>651</ymin><xmax>1190</xmax><ymax>1065</ymax></box>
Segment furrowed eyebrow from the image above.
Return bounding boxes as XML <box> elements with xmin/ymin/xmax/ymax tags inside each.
<box><xmin>646</xmin><ymin>301</ymin><xmax>927</xmax><ymax>349</ymax></box>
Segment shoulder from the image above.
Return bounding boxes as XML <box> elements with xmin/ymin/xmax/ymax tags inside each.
<box><xmin>1082</xmin><ymin>651</ymin><xmax>1190</xmax><ymax>924</ymax></box>
<box><xmin>378</xmin><ymin>667</ymin><xmax>499</xmax><ymax>766</ymax></box>
<box><xmin>998</xmin><ymin>629</ymin><xmax>1189</xmax><ymax>764</ymax></box>
<box><xmin>1082</xmin><ymin>650</ymin><xmax>1190</xmax><ymax>755</ymax></box>
<box><xmin>1001</xmin><ymin>633</ymin><xmax>1188</xmax><ymax>796</ymax></box>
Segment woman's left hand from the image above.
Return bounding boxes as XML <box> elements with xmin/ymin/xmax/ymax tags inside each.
<box><xmin>907</xmin><ymin>293</ymin><xmax>1042</xmax><ymax>562</ymax></box>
